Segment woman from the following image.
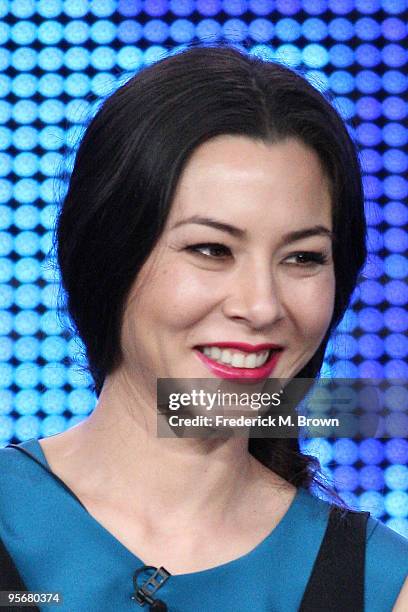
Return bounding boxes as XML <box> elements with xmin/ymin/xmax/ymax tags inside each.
<box><xmin>1</xmin><ymin>44</ymin><xmax>407</xmax><ymax>611</ymax></box>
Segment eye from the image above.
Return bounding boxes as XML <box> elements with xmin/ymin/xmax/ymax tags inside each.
<box><xmin>185</xmin><ymin>243</ymin><xmax>232</xmax><ymax>259</ymax></box>
<box><xmin>284</xmin><ymin>251</ymin><xmax>329</xmax><ymax>266</ymax></box>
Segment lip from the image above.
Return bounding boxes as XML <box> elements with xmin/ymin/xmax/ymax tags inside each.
<box><xmin>195</xmin><ymin>342</ymin><xmax>283</xmax><ymax>353</ymax></box>
<box><xmin>193</xmin><ymin>346</ymin><xmax>283</xmax><ymax>380</ymax></box>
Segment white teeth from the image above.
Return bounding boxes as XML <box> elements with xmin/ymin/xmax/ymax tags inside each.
<box><xmin>231</xmin><ymin>353</ymin><xmax>245</xmax><ymax>367</ymax></box>
<box><xmin>221</xmin><ymin>349</ymin><xmax>232</xmax><ymax>364</ymax></box>
<box><xmin>244</xmin><ymin>353</ymin><xmax>257</xmax><ymax>368</ymax></box>
<box><xmin>200</xmin><ymin>346</ymin><xmax>271</xmax><ymax>369</ymax></box>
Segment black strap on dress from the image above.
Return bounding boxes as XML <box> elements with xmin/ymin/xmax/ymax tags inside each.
<box><xmin>2</xmin><ymin>445</ymin><xmax>370</xmax><ymax>611</ymax></box>
<box><xmin>298</xmin><ymin>505</ymin><xmax>370</xmax><ymax>612</ymax></box>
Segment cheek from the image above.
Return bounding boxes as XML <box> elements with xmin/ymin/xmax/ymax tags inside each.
<box><xmin>139</xmin><ymin>264</ymin><xmax>216</xmax><ymax>330</ymax></box>
<box><xmin>290</xmin><ymin>273</ymin><xmax>335</xmax><ymax>340</ymax></box>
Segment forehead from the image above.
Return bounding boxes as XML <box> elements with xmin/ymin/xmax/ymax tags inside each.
<box><xmin>168</xmin><ymin>135</ymin><xmax>333</xmax><ymax>230</ymax></box>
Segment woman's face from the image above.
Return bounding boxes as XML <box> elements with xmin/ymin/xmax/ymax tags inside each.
<box><xmin>119</xmin><ymin>136</ymin><xmax>335</xmax><ymax>390</ymax></box>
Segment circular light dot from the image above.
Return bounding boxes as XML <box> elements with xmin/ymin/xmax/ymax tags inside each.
<box><xmin>385</xmin><ymin>438</ymin><xmax>408</xmax><ymax>464</ymax></box>
<box><xmin>360</xmin><ymin>148</ymin><xmax>382</xmax><ymax>173</ymax></box>
<box><xmin>14</xmin><ymin>389</ymin><xmax>40</xmax><ymax>415</ymax></box>
<box><xmin>41</xmin><ymin>362</ymin><xmax>66</xmax><ymax>388</ymax></box>
<box><xmin>68</xmin><ymin>388</ymin><xmax>95</xmax><ymax>414</ymax></box>
<box><xmin>382</xmin><ymin>123</ymin><xmax>407</xmax><ymax>147</ymax></box>
<box><xmin>358</xmin><ymin>307</ymin><xmax>384</xmax><ymax>332</ymax></box>
<box><xmin>382</xmin><ymin>96</ymin><xmax>407</xmax><ymax>120</ymax></box>
<box><xmin>117</xmin><ymin>20</ymin><xmax>142</xmax><ymax>43</ymax></box>
<box><xmin>248</xmin><ymin>18</ymin><xmax>274</xmax><ymax>42</ymax></box>
<box><xmin>40</xmin><ymin>310</ymin><xmax>62</xmax><ymax>335</ymax></box>
<box><xmin>302</xmin><ymin>43</ymin><xmax>329</xmax><ymax>68</ymax></box>
<box><xmin>382</xmin><ymin>43</ymin><xmax>407</xmax><ymax>67</ymax></box>
<box><xmin>358</xmin><ymin>360</ymin><xmax>384</xmax><ymax>378</ymax></box>
<box><xmin>14</xmin><ymin>415</ymin><xmax>40</xmax><ymax>441</ymax></box>
<box><xmin>12</xmin><ymin>74</ymin><xmax>37</xmax><ymax>98</ymax></box>
<box><xmin>14</xmin><ymin>257</ymin><xmax>41</xmax><ymax>283</ymax></box>
<box><xmin>355</xmin><ymin>44</ymin><xmax>381</xmax><ymax>67</ymax></box>
<box><xmin>64</xmin><ymin>73</ymin><xmax>91</xmax><ymax>97</ymax></box>
<box><xmin>359</xmin><ymin>491</ymin><xmax>385</xmax><ymax>518</ymax></box>
<box><xmin>14</xmin><ymin>337</ymin><xmax>40</xmax><ymax>361</ymax></box>
<box><xmin>170</xmin><ymin>0</ymin><xmax>194</xmax><ymax>14</ymax></box>
<box><xmin>37</xmin><ymin>21</ymin><xmax>64</xmax><ymax>45</ymax></box>
<box><xmin>64</xmin><ymin>47</ymin><xmax>91</xmax><ymax>71</ymax></box>
<box><xmin>41</xmin><ymin>389</ymin><xmax>66</xmax><ymax>415</ymax></box>
<box><xmin>385</xmin><ymin>254</ymin><xmax>408</xmax><ymax>279</ymax></box>
<box><xmin>356</xmin><ymin>70</ymin><xmax>382</xmax><ymax>94</ymax></box>
<box><xmin>382</xmin><ymin>17</ymin><xmax>405</xmax><ymax>40</ymax></box>
<box><xmin>329</xmin><ymin>70</ymin><xmax>354</xmax><ymax>94</ymax></box>
<box><xmin>383</xmin><ymin>70</ymin><xmax>407</xmax><ymax>95</ymax></box>
<box><xmin>222</xmin><ymin>18</ymin><xmax>248</xmax><ymax>42</ymax></box>
<box><xmin>360</xmin><ymin>465</ymin><xmax>384</xmax><ymax>490</ymax></box>
<box><xmin>331</xmin><ymin>360</ymin><xmax>359</xmax><ymax>377</ymax></box>
<box><xmin>37</xmin><ymin>0</ymin><xmax>63</xmax><ymax>18</ymax></box>
<box><xmin>384</xmin><ymin>306</ymin><xmax>408</xmax><ymax>332</ymax></box>
<box><xmin>356</xmin><ymin>0</ymin><xmax>381</xmax><ymax>12</ymax></box>
<box><xmin>38</xmin><ymin>74</ymin><xmax>64</xmax><ymax>97</ymax></box>
<box><xmin>385</xmin><ymin>333</ymin><xmax>408</xmax><ymax>359</ymax></box>
<box><xmin>196</xmin><ymin>19</ymin><xmax>222</xmax><ymax>40</ymax></box>
<box><xmin>384</xmin><ymin>227</ymin><xmax>408</xmax><ymax>253</ymax></box>
<box><xmin>359</xmin><ymin>439</ymin><xmax>384</xmax><ymax>464</ymax></box>
<box><xmin>334</xmin><ymin>465</ymin><xmax>359</xmax><ymax>491</ymax></box>
<box><xmin>333</xmin><ymin>439</ymin><xmax>359</xmax><ymax>465</ymax></box>
<box><xmin>329</xmin><ymin>43</ymin><xmax>354</xmax><ymax>67</ymax></box>
<box><xmin>274</xmin><ymin>44</ymin><xmax>302</xmax><ymax>66</ymax></box>
<box><xmin>222</xmin><ymin>0</ymin><xmax>248</xmax><ymax>14</ymax></box>
<box><xmin>355</xmin><ymin>17</ymin><xmax>381</xmax><ymax>40</ymax></box>
<box><xmin>38</xmin><ymin>47</ymin><xmax>64</xmax><ymax>71</ymax></box>
<box><xmin>143</xmin><ymin>19</ymin><xmax>169</xmax><ymax>43</ymax></box>
<box><xmin>329</xmin><ymin>18</ymin><xmax>354</xmax><ymax>41</ymax></box>
<box><xmin>383</xmin><ymin>150</ymin><xmax>408</xmax><ymax>173</ymax></box>
<box><xmin>63</xmin><ymin>0</ymin><xmax>89</xmax><ymax>18</ymax></box>
<box><xmin>90</xmin><ymin>0</ymin><xmax>116</xmax><ymax>16</ymax></box>
<box><xmin>385</xmin><ymin>491</ymin><xmax>408</xmax><ymax>518</ymax></box>
<box><xmin>41</xmin><ymin>415</ymin><xmax>67</xmax><ymax>436</ymax></box>
<box><xmin>275</xmin><ymin>18</ymin><xmax>301</xmax><ymax>41</ymax></box>
<box><xmin>144</xmin><ymin>0</ymin><xmax>168</xmax><ymax>16</ymax></box>
<box><xmin>14</xmin><ymin>232</ymin><xmax>40</xmax><ymax>256</ymax></box>
<box><xmin>11</xmin><ymin>47</ymin><xmax>37</xmax><ymax>71</ymax></box>
<box><xmin>196</xmin><ymin>0</ymin><xmax>221</xmax><ymax>16</ymax></box>
<box><xmin>14</xmin><ymin>284</ymin><xmax>41</xmax><ymax>309</ymax></box>
<box><xmin>385</xmin><ymin>279</ymin><xmax>407</xmax><ymax>306</ymax></box>
<box><xmin>39</xmin><ymin>151</ymin><xmax>63</xmax><ymax>176</ymax></box>
<box><xmin>358</xmin><ymin>334</ymin><xmax>384</xmax><ymax>359</ymax></box>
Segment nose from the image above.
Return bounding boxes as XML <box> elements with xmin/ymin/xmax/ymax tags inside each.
<box><xmin>221</xmin><ymin>259</ymin><xmax>286</xmax><ymax>330</ymax></box>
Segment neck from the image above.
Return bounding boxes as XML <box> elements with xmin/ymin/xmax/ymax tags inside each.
<box><xmin>46</xmin><ymin>370</ymin><xmax>288</xmax><ymax>533</ymax></box>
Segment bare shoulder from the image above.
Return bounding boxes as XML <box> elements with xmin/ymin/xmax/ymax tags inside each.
<box><xmin>393</xmin><ymin>577</ymin><xmax>408</xmax><ymax>612</ymax></box>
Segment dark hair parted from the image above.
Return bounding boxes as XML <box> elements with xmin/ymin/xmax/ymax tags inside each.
<box><xmin>56</xmin><ymin>44</ymin><xmax>367</xmax><ymax>494</ymax></box>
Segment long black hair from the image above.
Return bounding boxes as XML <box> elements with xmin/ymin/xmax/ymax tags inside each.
<box><xmin>55</xmin><ymin>44</ymin><xmax>367</xmax><ymax>494</ymax></box>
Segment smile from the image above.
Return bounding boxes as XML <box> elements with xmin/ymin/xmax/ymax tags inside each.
<box><xmin>193</xmin><ymin>344</ymin><xmax>283</xmax><ymax>380</ymax></box>
<box><xmin>199</xmin><ymin>346</ymin><xmax>271</xmax><ymax>368</ymax></box>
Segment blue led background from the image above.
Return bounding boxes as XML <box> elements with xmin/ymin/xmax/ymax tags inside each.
<box><xmin>0</xmin><ymin>0</ymin><xmax>407</xmax><ymax>535</ymax></box>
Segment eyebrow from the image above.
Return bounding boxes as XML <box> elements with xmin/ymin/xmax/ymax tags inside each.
<box><xmin>171</xmin><ymin>215</ymin><xmax>334</xmax><ymax>243</ymax></box>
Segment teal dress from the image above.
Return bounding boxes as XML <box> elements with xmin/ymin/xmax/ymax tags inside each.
<box><xmin>0</xmin><ymin>439</ymin><xmax>407</xmax><ymax>612</ymax></box>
